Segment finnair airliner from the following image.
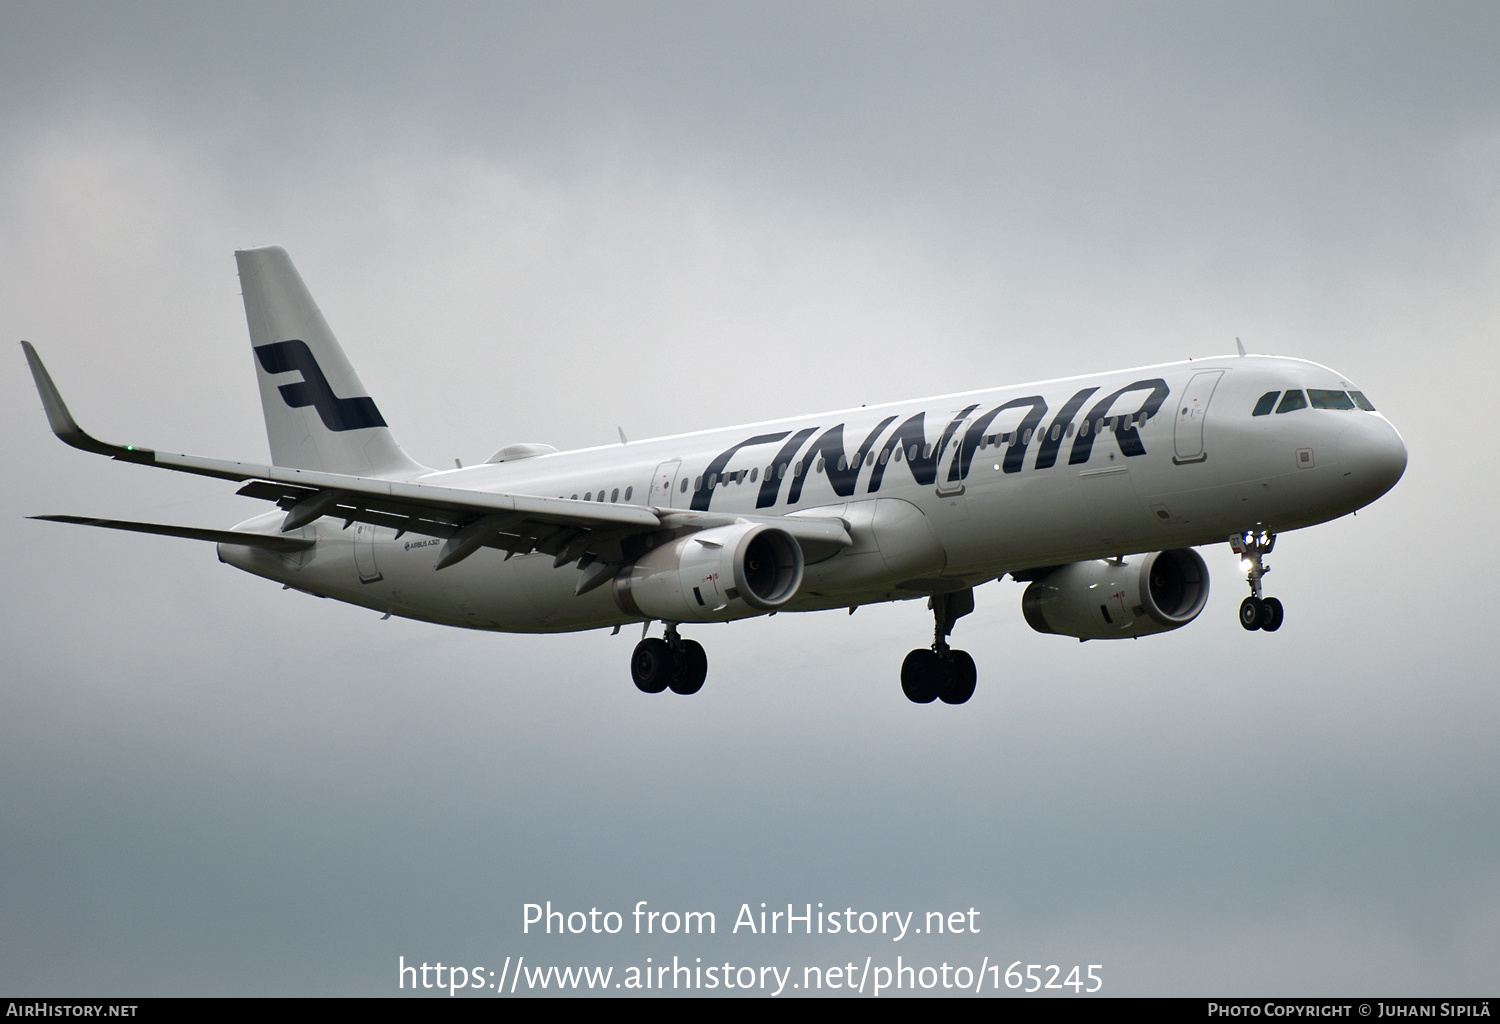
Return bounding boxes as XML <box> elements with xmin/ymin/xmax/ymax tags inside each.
<box><xmin>24</xmin><ymin>247</ymin><xmax>1407</xmax><ymax>704</ymax></box>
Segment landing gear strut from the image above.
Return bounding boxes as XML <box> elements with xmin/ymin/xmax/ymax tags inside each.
<box><xmin>901</xmin><ymin>588</ymin><xmax>978</xmax><ymax>705</ymax></box>
<box><xmin>1231</xmin><ymin>530</ymin><xmax>1284</xmax><ymax>632</ymax></box>
<box><xmin>631</xmin><ymin>623</ymin><xmax>709</xmax><ymax>695</ymax></box>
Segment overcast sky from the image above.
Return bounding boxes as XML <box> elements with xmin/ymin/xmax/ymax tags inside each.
<box><xmin>2</xmin><ymin>2</ymin><xmax>1497</xmax><ymax>996</ymax></box>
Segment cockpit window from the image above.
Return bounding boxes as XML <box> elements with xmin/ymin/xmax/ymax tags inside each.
<box><xmin>1350</xmin><ymin>391</ymin><xmax>1376</xmax><ymax>411</ymax></box>
<box><xmin>1275</xmin><ymin>390</ymin><xmax>1307</xmax><ymax>414</ymax></box>
<box><xmin>1252</xmin><ymin>391</ymin><xmax>1280</xmax><ymax>416</ymax></box>
<box><xmin>1308</xmin><ymin>389</ymin><xmax>1356</xmax><ymax>410</ymax></box>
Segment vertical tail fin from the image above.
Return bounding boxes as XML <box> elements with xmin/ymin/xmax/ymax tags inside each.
<box><xmin>235</xmin><ymin>246</ymin><xmax>426</xmax><ymax>477</ymax></box>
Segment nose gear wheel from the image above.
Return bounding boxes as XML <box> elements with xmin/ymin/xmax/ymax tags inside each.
<box><xmin>1231</xmin><ymin>531</ymin><xmax>1285</xmax><ymax>632</ymax></box>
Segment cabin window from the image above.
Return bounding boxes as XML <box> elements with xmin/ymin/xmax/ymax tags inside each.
<box><xmin>624</xmin><ymin>486</ymin><xmax>633</xmax><ymax>501</ymax></box>
<box><xmin>1308</xmin><ymin>389</ymin><xmax>1356</xmax><ymax>410</ymax></box>
<box><xmin>1021</xmin><ymin>428</ymin><xmax>1032</xmax><ymax>444</ymax></box>
<box><xmin>815</xmin><ymin>458</ymin><xmax>824</xmax><ymax>474</ymax></box>
<box><xmin>1350</xmin><ymin>391</ymin><xmax>1375</xmax><ymax>411</ymax></box>
<box><xmin>837</xmin><ymin>455</ymin><xmax>847</xmax><ymax>471</ymax></box>
<box><xmin>866</xmin><ymin>450</ymin><xmax>875</xmax><ymax>467</ymax></box>
<box><xmin>1276</xmin><ymin>390</ymin><xmax>1308</xmax><ymax>414</ymax></box>
<box><xmin>1066</xmin><ymin>422</ymin><xmax>1076</xmax><ymax>437</ymax></box>
<box><xmin>778</xmin><ymin>462</ymin><xmax>788</xmax><ymax>478</ymax></box>
<box><xmin>879</xmin><ymin>449</ymin><xmax>890</xmax><ymax>465</ymax></box>
<box><xmin>750</xmin><ymin>466</ymin><xmax>758</xmax><ymax>482</ymax></box>
<box><xmin>692</xmin><ymin>476</ymin><xmax>701</xmax><ymax>491</ymax></box>
<box><xmin>892</xmin><ymin>446</ymin><xmax>903</xmax><ymax>462</ymax></box>
<box><xmin>1049</xmin><ymin>424</ymin><xmax>1060</xmax><ymax>441</ymax></box>
<box><xmin>1252</xmin><ymin>391</ymin><xmax>1280</xmax><ymax>416</ymax></box>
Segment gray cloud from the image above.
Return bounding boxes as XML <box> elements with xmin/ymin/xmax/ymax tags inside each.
<box><xmin>1</xmin><ymin>1</ymin><xmax>1496</xmax><ymax>995</ymax></box>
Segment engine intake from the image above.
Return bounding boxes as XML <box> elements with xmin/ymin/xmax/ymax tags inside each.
<box><xmin>613</xmin><ymin>523</ymin><xmax>804</xmax><ymax>622</ymax></box>
<box><xmin>1021</xmin><ymin>549</ymin><xmax>1209</xmax><ymax>640</ymax></box>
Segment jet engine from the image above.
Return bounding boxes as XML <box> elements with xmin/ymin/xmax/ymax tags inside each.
<box><xmin>1021</xmin><ymin>549</ymin><xmax>1210</xmax><ymax>640</ymax></box>
<box><xmin>612</xmin><ymin>523</ymin><xmax>804</xmax><ymax>623</ymax></box>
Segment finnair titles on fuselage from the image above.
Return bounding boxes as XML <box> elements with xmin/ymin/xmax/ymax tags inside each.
<box><xmin>24</xmin><ymin>247</ymin><xmax>1407</xmax><ymax>704</ymax></box>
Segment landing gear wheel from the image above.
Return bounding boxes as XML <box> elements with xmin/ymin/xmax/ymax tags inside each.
<box><xmin>631</xmin><ymin>637</ymin><xmax>673</xmax><ymax>693</ymax></box>
<box><xmin>939</xmin><ymin>650</ymin><xmax>977</xmax><ymax>705</ymax></box>
<box><xmin>901</xmin><ymin>649</ymin><xmax>940</xmax><ymax>704</ymax></box>
<box><xmin>1239</xmin><ymin>596</ymin><xmax>1263</xmax><ymax>631</ymax></box>
<box><xmin>671</xmin><ymin>640</ymin><xmax>708</xmax><ymax>695</ymax></box>
<box><xmin>1259</xmin><ymin>596</ymin><xmax>1284</xmax><ymax>632</ymax></box>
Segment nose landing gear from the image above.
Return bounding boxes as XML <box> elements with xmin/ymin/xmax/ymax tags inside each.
<box><xmin>1231</xmin><ymin>530</ymin><xmax>1283</xmax><ymax>632</ymax></box>
<box><xmin>631</xmin><ymin>623</ymin><xmax>709</xmax><ymax>695</ymax></box>
<box><xmin>901</xmin><ymin>588</ymin><xmax>977</xmax><ymax>704</ymax></box>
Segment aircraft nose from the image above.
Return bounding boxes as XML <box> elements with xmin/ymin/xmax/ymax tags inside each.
<box><xmin>1337</xmin><ymin>415</ymin><xmax>1407</xmax><ymax>503</ymax></box>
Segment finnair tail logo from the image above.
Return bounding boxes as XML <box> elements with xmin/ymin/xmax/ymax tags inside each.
<box><xmin>254</xmin><ymin>340</ymin><xmax>387</xmax><ymax>432</ymax></box>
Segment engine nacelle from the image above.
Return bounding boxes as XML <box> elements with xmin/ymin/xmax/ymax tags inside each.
<box><xmin>612</xmin><ymin>523</ymin><xmax>804</xmax><ymax>623</ymax></box>
<box><xmin>1021</xmin><ymin>549</ymin><xmax>1210</xmax><ymax>640</ymax></box>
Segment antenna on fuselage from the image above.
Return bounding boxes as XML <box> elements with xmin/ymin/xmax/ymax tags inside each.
<box><xmin>1235</xmin><ymin>337</ymin><xmax>1247</xmax><ymax>357</ymax></box>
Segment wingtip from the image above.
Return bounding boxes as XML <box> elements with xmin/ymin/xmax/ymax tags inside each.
<box><xmin>20</xmin><ymin>342</ymin><xmax>152</xmax><ymax>461</ymax></box>
<box><xmin>20</xmin><ymin>340</ymin><xmax>83</xmax><ymax>437</ymax></box>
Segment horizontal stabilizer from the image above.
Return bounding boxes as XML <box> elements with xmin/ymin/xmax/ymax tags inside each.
<box><xmin>30</xmin><ymin>515</ymin><xmax>315</xmax><ymax>552</ymax></box>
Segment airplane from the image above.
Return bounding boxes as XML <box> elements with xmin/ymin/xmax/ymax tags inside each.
<box><xmin>23</xmin><ymin>246</ymin><xmax>1408</xmax><ymax>704</ymax></box>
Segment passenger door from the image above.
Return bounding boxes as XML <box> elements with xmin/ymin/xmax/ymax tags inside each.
<box><xmin>1173</xmin><ymin>371</ymin><xmax>1224</xmax><ymax>464</ymax></box>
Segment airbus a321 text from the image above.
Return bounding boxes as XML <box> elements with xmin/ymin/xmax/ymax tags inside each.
<box><xmin>24</xmin><ymin>246</ymin><xmax>1407</xmax><ymax>704</ymax></box>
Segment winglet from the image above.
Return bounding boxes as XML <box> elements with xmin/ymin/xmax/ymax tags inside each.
<box><xmin>21</xmin><ymin>341</ymin><xmax>154</xmax><ymax>463</ymax></box>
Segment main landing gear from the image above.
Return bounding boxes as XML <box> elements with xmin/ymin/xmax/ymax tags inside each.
<box><xmin>1231</xmin><ymin>530</ymin><xmax>1284</xmax><ymax>632</ymax></box>
<box><xmin>901</xmin><ymin>588</ymin><xmax>977</xmax><ymax>705</ymax></box>
<box><xmin>631</xmin><ymin>623</ymin><xmax>709</xmax><ymax>695</ymax></box>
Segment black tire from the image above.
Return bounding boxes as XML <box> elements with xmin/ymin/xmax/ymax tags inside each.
<box><xmin>671</xmin><ymin>640</ymin><xmax>708</xmax><ymax>695</ymax></box>
<box><xmin>901</xmin><ymin>649</ymin><xmax>940</xmax><ymax>704</ymax></box>
<box><xmin>1260</xmin><ymin>596</ymin><xmax>1284</xmax><ymax>632</ymax></box>
<box><xmin>1239</xmin><ymin>596</ymin><xmax>1263</xmax><ymax>631</ymax></box>
<box><xmin>940</xmin><ymin>650</ymin><xmax>977</xmax><ymax>705</ymax></box>
<box><xmin>631</xmin><ymin>637</ymin><xmax>672</xmax><ymax>693</ymax></box>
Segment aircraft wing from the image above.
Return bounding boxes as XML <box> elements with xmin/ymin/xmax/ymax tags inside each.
<box><xmin>24</xmin><ymin>342</ymin><xmax>849</xmax><ymax>574</ymax></box>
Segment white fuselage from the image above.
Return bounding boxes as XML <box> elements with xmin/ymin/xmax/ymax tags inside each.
<box><xmin>219</xmin><ymin>354</ymin><xmax>1407</xmax><ymax>633</ymax></box>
